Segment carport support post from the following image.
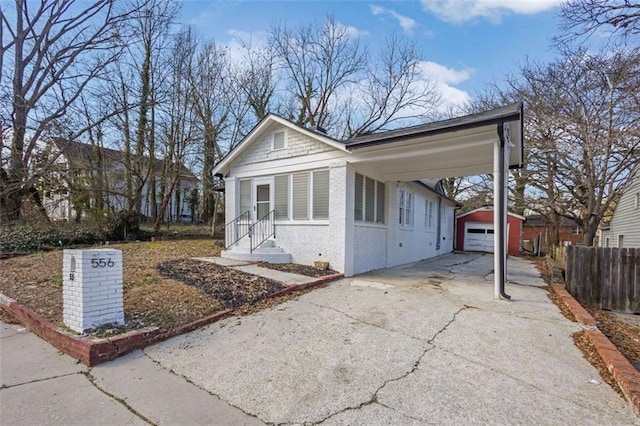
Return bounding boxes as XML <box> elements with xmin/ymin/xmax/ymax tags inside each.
<box><xmin>493</xmin><ymin>124</ymin><xmax>511</xmax><ymax>300</ymax></box>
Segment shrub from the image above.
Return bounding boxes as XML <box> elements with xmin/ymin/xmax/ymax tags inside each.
<box><xmin>0</xmin><ymin>221</ymin><xmax>113</xmax><ymax>252</ymax></box>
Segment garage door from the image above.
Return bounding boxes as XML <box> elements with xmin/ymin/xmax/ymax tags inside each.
<box><xmin>464</xmin><ymin>222</ymin><xmax>495</xmax><ymax>253</ymax></box>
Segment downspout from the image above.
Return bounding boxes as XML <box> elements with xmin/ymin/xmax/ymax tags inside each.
<box><xmin>494</xmin><ymin>124</ymin><xmax>511</xmax><ymax>300</ymax></box>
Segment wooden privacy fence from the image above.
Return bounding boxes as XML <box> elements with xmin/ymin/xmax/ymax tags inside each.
<box><xmin>565</xmin><ymin>246</ymin><xmax>640</xmax><ymax>313</ymax></box>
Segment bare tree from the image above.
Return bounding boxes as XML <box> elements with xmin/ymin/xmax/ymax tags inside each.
<box><xmin>188</xmin><ymin>40</ymin><xmax>235</xmax><ymax>224</ymax></box>
<box><xmin>343</xmin><ymin>34</ymin><xmax>441</xmax><ymax>138</ymax></box>
<box><xmin>0</xmin><ymin>0</ymin><xmax>143</xmax><ymax>222</ymax></box>
<box><xmin>153</xmin><ymin>28</ymin><xmax>196</xmax><ymax>233</ymax></box>
<box><xmin>521</xmin><ymin>47</ymin><xmax>640</xmax><ymax>245</ymax></box>
<box><xmin>269</xmin><ymin>16</ymin><xmax>367</xmax><ymax>132</ymax></box>
<box><xmin>559</xmin><ymin>0</ymin><xmax>640</xmax><ymax>43</ymax></box>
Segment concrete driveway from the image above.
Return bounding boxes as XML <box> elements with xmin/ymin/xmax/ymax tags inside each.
<box><xmin>145</xmin><ymin>253</ymin><xmax>636</xmax><ymax>424</ymax></box>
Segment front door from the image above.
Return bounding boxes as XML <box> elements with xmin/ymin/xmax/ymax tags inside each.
<box><xmin>253</xmin><ymin>178</ymin><xmax>273</xmax><ymax>220</ymax></box>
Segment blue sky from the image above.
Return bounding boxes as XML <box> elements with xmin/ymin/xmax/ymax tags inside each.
<box><xmin>179</xmin><ymin>0</ymin><xmax>563</xmax><ymax>110</ymax></box>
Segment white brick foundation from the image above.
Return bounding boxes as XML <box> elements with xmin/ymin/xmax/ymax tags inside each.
<box><xmin>63</xmin><ymin>249</ymin><xmax>124</xmax><ymax>333</ymax></box>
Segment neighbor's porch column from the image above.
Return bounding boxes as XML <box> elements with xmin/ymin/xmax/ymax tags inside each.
<box><xmin>493</xmin><ymin>123</ymin><xmax>511</xmax><ymax>300</ymax></box>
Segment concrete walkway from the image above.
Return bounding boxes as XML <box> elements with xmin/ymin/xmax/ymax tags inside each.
<box><xmin>194</xmin><ymin>257</ymin><xmax>318</xmax><ymax>286</ymax></box>
<box><xmin>146</xmin><ymin>253</ymin><xmax>637</xmax><ymax>424</ymax></box>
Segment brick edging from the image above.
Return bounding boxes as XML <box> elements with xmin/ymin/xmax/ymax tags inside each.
<box><xmin>0</xmin><ymin>273</ymin><xmax>342</xmax><ymax>366</ymax></box>
<box><xmin>550</xmin><ymin>284</ymin><xmax>596</xmax><ymax>326</ymax></box>
<box><xmin>549</xmin><ymin>285</ymin><xmax>640</xmax><ymax>415</ymax></box>
<box><xmin>0</xmin><ymin>293</ymin><xmax>233</xmax><ymax>366</ymax></box>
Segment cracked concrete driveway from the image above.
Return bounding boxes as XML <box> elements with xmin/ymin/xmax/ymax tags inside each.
<box><xmin>145</xmin><ymin>253</ymin><xmax>637</xmax><ymax>425</ymax></box>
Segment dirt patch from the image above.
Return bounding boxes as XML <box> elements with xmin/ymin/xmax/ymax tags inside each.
<box><xmin>255</xmin><ymin>262</ymin><xmax>338</xmax><ymax>277</ymax></box>
<box><xmin>157</xmin><ymin>259</ymin><xmax>286</xmax><ymax>309</ymax></box>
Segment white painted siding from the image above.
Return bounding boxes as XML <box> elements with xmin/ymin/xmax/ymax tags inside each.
<box><xmin>350</xmin><ymin>176</ymin><xmax>455</xmax><ymax>276</ymax></box>
<box><xmin>601</xmin><ymin>173</ymin><xmax>640</xmax><ymax>247</ymax></box>
<box><xmin>234</xmin><ymin>124</ymin><xmax>335</xmax><ymax>167</ymax></box>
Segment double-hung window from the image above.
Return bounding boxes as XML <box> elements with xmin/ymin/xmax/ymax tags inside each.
<box><xmin>354</xmin><ymin>173</ymin><xmax>385</xmax><ymax>224</ymax></box>
<box><xmin>425</xmin><ymin>199</ymin><xmax>434</xmax><ymax>229</ymax></box>
<box><xmin>399</xmin><ymin>189</ymin><xmax>413</xmax><ymax>227</ymax></box>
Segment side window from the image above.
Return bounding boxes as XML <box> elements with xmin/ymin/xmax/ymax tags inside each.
<box><xmin>399</xmin><ymin>189</ymin><xmax>413</xmax><ymax>227</ymax></box>
<box><xmin>354</xmin><ymin>173</ymin><xmax>385</xmax><ymax>224</ymax></box>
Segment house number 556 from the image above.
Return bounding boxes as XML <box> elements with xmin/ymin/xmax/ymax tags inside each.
<box><xmin>91</xmin><ymin>258</ymin><xmax>115</xmax><ymax>268</ymax></box>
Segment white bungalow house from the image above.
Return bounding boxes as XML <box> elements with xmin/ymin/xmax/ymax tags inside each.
<box><xmin>213</xmin><ymin>103</ymin><xmax>523</xmax><ymax>297</ymax></box>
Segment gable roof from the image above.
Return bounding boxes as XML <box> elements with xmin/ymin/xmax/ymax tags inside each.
<box><xmin>456</xmin><ymin>206</ymin><xmax>525</xmax><ymax>221</ymax></box>
<box><xmin>52</xmin><ymin>138</ymin><xmax>198</xmax><ymax>181</ymax></box>
<box><xmin>212</xmin><ymin>114</ymin><xmax>349</xmax><ymax>176</ymax></box>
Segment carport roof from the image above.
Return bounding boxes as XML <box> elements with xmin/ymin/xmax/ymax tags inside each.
<box><xmin>345</xmin><ymin>102</ymin><xmax>523</xmax><ymax>181</ymax></box>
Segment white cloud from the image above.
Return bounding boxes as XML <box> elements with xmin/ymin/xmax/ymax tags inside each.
<box><xmin>337</xmin><ymin>22</ymin><xmax>370</xmax><ymax>38</ymax></box>
<box><xmin>370</xmin><ymin>4</ymin><xmax>418</xmax><ymax>35</ymax></box>
<box><xmin>421</xmin><ymin>0</ymin><xmax>562</xmax><ymax>24</ymax></box>
<box><xmin>419</xmin><ymin>61</ymin><xmax>473</xmax><ymax>85</ymax></box>
<box><xmin>418</xmin><ymin>61</ymin><xmax>473</xmax><ymax>112</ymax></box>
<box><xmin>370</xmin><ymin>4</ymin><xmax>385</xmax><ymax>15</ymax></box>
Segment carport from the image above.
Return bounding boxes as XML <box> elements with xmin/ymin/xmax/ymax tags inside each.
<box><xmin>346</xmin><ymin>102</ymin><xmax>524</xmax><ymax>299</ymax></box>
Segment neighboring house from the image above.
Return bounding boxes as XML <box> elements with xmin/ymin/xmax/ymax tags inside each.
<box><xmin>523</xmin><ymin>215</ymin><xmax>583</xmax><ymax>248</ymax></box>
<box><xmin>599</xmin><ymin>171</ymin><xmax>640</xmax><ymax>248</ymax></box>
<box><xmin>42</xmin><ymin>140</ymin><xmax>199</xmax><ymax>223</ymax></box>
<box><xmin>455</xmin><ymin>207</ymin><xmax>524</xmax><ymax>256</ymax></box>
<box><xmin>212</xmin><ymin>103</ymin><xmax>524</xmax><ymax>278</ymax></box>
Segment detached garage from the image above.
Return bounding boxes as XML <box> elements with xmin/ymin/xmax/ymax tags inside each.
<box><xmin>456</xmin><ymin>207</ymin><xmax>524</xmax><ymax>256</ymax></box>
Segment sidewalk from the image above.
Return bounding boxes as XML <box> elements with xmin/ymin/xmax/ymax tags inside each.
<box><xmin>0</xmin><ymin>321</ymin><xmax>263</xmax><ymax>425</ymax></box>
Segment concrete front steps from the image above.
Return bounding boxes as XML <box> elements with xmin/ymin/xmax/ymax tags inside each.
<box><xmin>221</xmin><ymin>238</ymin><xmax>291</xmax><ymax>263</ymax></box>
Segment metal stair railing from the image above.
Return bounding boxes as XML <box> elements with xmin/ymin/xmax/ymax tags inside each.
<box><xmin>224</xmin><ymin>210</ymin><xmax>250</xmax><ymax>249</ymax></box>
<box><xmin>249</xmin><ymin>209</ymin><xmax>276</xmax><ymax>252</ymax></box>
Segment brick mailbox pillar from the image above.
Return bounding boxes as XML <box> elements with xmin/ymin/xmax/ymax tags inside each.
<box><xmin>63</xmin><ymin>249</ymin><xmax>124</xmax><ymax>333</ymax></box>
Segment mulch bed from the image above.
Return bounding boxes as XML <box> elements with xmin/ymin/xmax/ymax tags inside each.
<box><xmin>157</xmin><ymin>259</ymin><xmax>286</xmax><ymax>309</ymax></box>
<box><xmin>255</xmin><ymin>262</ymin><xmax>338</xmax><ymax>277</ymax></box>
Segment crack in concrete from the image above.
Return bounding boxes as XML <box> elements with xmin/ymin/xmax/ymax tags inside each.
<box><xmin>507</xmin><ymin>280</ymin><xmax>546</xmax><ymax>289</ymax></box>
<box><xmin>141</xmin><ymin>350</ymin><xmax>269</xmax><ymax>425</ymax></box>
<box><xmin>314</xmin><ymin>305</ymin><xmax>471</xmax><ymax>425</ymax></box>
<box><xmin>0</xmin><ymin>371</ymin><xmax>83</xmax><ymax>390</ymax></box>
<box><xmin>299</xmin><ymin>299</ymin><xmax>428</xmax><ymax>343</ymax></box>
<box><xmin>82</xmin><ymin>371</ymin><xmax>156</xmax><ymax>425</ymax></box>
<box><xmin>436</xmin><ymin>346</ymin><xmax>611</xmax><ymax>412</ymax></box>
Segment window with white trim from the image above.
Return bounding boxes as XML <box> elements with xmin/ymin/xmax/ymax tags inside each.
<box><xmin>354</xmin><ymin>173</ymin><xmax>385</xmax><ymax>224</ymax></box>
<box><xmin>399</xmin><ymin>188</ymin><xmax>413</xmax><ymax>227</ymax></box>
<box><xmin>272</xmin><ymin>131</ymin><xmax>286</xmax><ymax>150</ymax></box>
<box><xmin>424</xmin><ymin>199</ymin><xmax>434</xmax><ymax>229</ymax></box>
<box><xmin>635</xmin><ymin>193</ymin><xmax>640</xmax><ymax>209</ymax></box>
<box><xmin>274</xmin><ymin>170</ymin><xmax>329</xmax><ymax>221</ymax></box>
<box><xmin>571</xmin><ymin>226</ymin><xmax>582</xmax><ymax>235</ymax></box>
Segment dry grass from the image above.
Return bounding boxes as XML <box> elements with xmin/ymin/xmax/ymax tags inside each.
<box><xmin>0</xmin><ymin>240</ymin><xmax>222</xmax><ymax>331</ymax></box>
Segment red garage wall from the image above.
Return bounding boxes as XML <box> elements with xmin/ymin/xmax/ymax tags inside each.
<box><xmin>455</xmin><ymin>209</ymin><xmax>523</xmax><ymax>256</ymax></box>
